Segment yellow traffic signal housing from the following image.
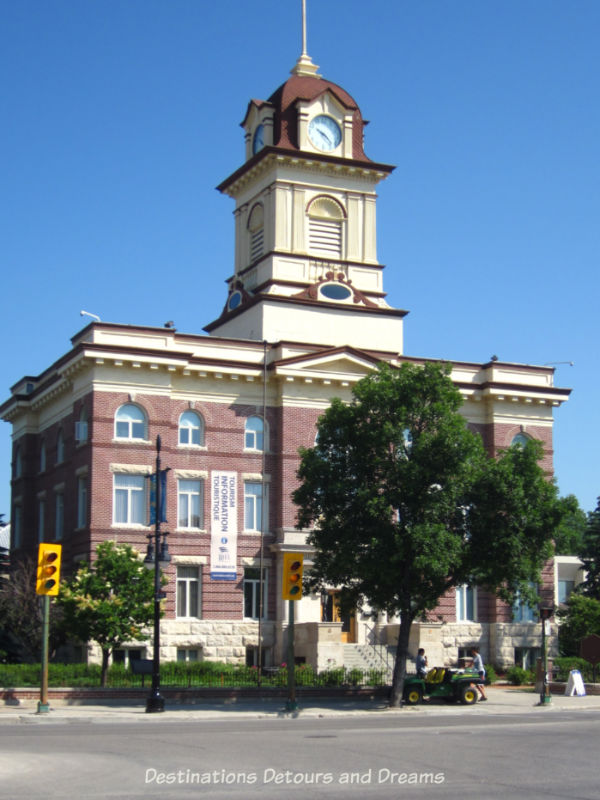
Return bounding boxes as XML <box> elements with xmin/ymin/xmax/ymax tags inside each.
<box><xmin>282</xmin><ymin>552</ymin><xmax>304</xmax><ymax>600</ymax></box>
<box><xmin>36</xmin><ymin>543</ymin><xmax>62</xmax><ymax>596</ymax></box>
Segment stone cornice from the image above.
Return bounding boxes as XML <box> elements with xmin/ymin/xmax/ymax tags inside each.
<box><xmin>217</xmin><ymin>147</ymin><xmax>394</xmax><ymax>197</ymax></box>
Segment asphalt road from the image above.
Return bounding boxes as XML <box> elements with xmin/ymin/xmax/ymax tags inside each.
<box><xmin>1</xmin><ymin>710</ymin><xmax>598</xmax><ymax>799</ymax></box>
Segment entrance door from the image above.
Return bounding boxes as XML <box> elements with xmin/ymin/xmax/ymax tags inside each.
<box><xmin>321</xmin><ymin>590</ymin><xmax>356</xmax><ymax>643</ymax></box>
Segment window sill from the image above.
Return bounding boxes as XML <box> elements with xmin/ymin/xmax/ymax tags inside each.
<box><xmin>175</xmin><ymin>528</ymin><xmax>207</xmax><ymax>534</ymax></box>
<box><xmin>177</xmin><ymin>444</ymin><xmax>207</xmax><ymax>451</ymax></box>
<box><xmin>112</xmin><ymin>438</ymin><xmax>152</xmax><ymax>445</ymax></box>
<box><xmin>111</xmin><ymin>523</ymin><xmax>150</xmax><ymax>530</ymax></box>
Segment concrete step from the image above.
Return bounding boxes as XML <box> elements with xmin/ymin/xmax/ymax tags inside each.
<box><xmin>342</xmin><ymin>644</ymin><xmax>396</xmax><ymax>679</ymax></box>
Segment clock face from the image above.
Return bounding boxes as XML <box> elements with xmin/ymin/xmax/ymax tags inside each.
<box><xmin>252</xmin><ymin>124</ymin><xmax>265</xmax><ymax>155</ymax></box>
<box><xmin>308</xmin><ymin>115</ymin><xmax>342</xmax><ymax>152</ymax></box>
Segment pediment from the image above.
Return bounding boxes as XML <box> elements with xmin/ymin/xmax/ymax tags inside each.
<box><xmin>273</xmin><ymin>346</ymin><xmax>384</xmax><ymax>383</ymax></box>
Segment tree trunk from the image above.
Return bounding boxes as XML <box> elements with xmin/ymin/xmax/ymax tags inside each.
<box><xmin>389</xmin><ymin>613</ymin><xmax>413</xmax><ymax>707</ymax></box>
<box><xmin>100</xmin><ymin>648</ymin><xmax>110</xmax><ymax>688</ymax></box>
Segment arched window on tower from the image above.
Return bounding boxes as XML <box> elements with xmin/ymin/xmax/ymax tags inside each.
<box><xmin>512</xmin><ymin>433</ymin><xmax>532</xmax><ymax>447</ymax></box>
<box><xmin>307</xmin><ymin>196</ymin><xmax>345</xmax><ymax>260</ymax></box>
<box><xmin>248</xmin><ymin>203</ymin><xmax>264</xmax><ymax>264</ymax></box>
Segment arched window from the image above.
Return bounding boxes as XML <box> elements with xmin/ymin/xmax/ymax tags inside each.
<box><xmin>115</xmin><ymin>404</ymin><xmax>147</xmax><ymax>441</ymax></box>
<box><xmin>512</xmin><ymin>433</ymin><xmax>531</xmax><ymax>447</ymax></box>
<box><xmin>244</xmin><ymin>415</ymin><xmax>265</xmax><ymax>451</ymax></box>
<box><xmin>248</xmin><ymin>203</ymin><xmax>264</xmax><ymax>263</ymax></box>
<box><xmin>307</xmin><ymin>196</ymin><xmax>345</xmax><ymax>259</ymax></box>
<box><xmin>75</xmin><ymin>407</ymin><xmax>89</xmax><ymax>443</ymax></box>
<box><xmin>56</xmin><ymin>429</ymin><xmax>65</xmax><ymax>464</ymax></box>
<box><xmin>179</xmin><ymin>410</ymin><xmax>204</xmax><ymax>446</ymax></box>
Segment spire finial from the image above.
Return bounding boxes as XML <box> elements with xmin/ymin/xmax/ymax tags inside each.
<box><xmin>291</xmin><ymin>0</ymin><xmax>320</xmax><ymax>78</ymax></box>
<box><xmin>301</xmin><ymin>0</ymin><xmax>308</xmax><ymax>57</ymax></box>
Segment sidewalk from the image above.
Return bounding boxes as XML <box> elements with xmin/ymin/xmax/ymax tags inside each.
<box><xmin>1</xmin><ymin>685</ymin><xmax>599</xmax><ymax>723</ymax></box>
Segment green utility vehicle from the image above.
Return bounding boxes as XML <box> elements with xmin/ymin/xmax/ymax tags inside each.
<box><xmin>403</xmin><ymin>667</ymin><xmax>483</xmax><ymax>705</ymax></box>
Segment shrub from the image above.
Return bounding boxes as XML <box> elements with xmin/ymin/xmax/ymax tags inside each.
<box><xmin>346</xmin><ymin>668</ymin><xmax>364</xmax><ymax>686</ymax></box>
<box><xmin>506</xmin><ymin>665</ymin><xmax>535</xmax><ymax>685</ymax></box>
<box><xmin>319</xmin><ymin>668</ymin><xmax>346</xmax><ymax>686</ymax></box>
<box><xmin>294</xmin><ymin>664</ymin><xmax>316</xmax><ymax>686</ymax></box>
<box><xmin>484</xmin><ymin>664</ymin><xmax>497</xmax><ymax>685</ymax></box>
<box><xmin>552</xmin><ymin>656</ymin><xmax>594</xmax><ymax>682</ymax></box>
<box><xmin>367</xmin><ymin>668</ymin><xmax>386</xmax><ymax>686</ymax></box>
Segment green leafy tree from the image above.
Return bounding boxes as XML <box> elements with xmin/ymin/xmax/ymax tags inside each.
<box><xmin>0</xmin><ymin>556</ymin><xmax>65</xmax><ymax>663</ymax></box>
<box><xmin>578</xmin><ymin>498</ymin><xmax>600</xmax><ymax>598</ymax></box>
<box><xmin>57</xmin><ymin>541</ymin><xmax>157</xmax><ymax>686</ymax></box>
<box><xmin>553</xmin><ymin>495</ymin><xmax>587</xmax><ymax>555</ymax></box>
<box><xmin>558</xmin><ymin>594</ymin><xmax>600</xmax><ymax>656</ymax></box>
<box><xmin>294</xmin><ymin>362</ymin><xmax>563</xmax><ymax>707</ymax></box>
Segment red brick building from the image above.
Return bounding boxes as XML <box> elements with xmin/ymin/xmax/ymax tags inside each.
<box><xmin>1</xmin><ymin>46</ymin><xmax>569</xmax><ymax>672</ymax></box>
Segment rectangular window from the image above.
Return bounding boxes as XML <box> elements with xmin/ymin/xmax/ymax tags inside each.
<box><xmin>114</xmin><ymin>474</ymin><xmax>146</xmax><ymax>525</ymax></box>
<box><xmin>513</xmin><ymin>596</ymin><xmax>537</xmax><ymax>622</ymax></box>
<box><xmin>177</xmin><ymin>479</ymin><xmax>204</xmax><ymax>529</ymax></box>
<box><xmin>113</xmin><ymin>648</ymin><xmax>143</xmax><ymax>667</ymax></box>
<box><xmin>512</xmin><ymin>582</ymin><xmax>537</xmax><ymax>622</ymax></box>
<box><xmin>244</xmin><ymin>482</ymin><xmax>267</xmax><ymax>532</ymax></box>
<box><xmin>456</xmin><ymin>585</ymin><xmax>476</xmax><ymax>622</ymax></box>
<box><xmin>75</xmin><ymin>421</ymin><xmax>88</xmax><ymax>443</ymax></box>
<box><xmin>38</xmin><ymin>499</ymin><xmax>45</xmax><ymax>543</ymax></box>
<box><xmin>77</xmin><ymin>476</ymin><xmax>87</xmax><ymax>528</ymax></box>
<box><xmin>55</xmin><ymin>493</ymin><xmax>64</xmax><ymax>541</ymax></box>
<box><xmin>176</xmin><ymin>566</ymin><xmax>201</xmax><ymax>618</ymax></box>
<box><xmin>177</xmin><ymin>648</ymin><xmax>199</xmax><ymax>662</ymax></box>
<box><xmin>558</xmin><ymin>580</ymin><xmax>575</xmax><ymax>605</ymax></box>
<box><xmin>514</xmin><ymin>647</ymin><xmax>541</xmax><ymax>670</ymax></box>
<box><xmin>243</xmin><ymin>567</ymin><xmax>268</xmax><ymax>619</ymax></box>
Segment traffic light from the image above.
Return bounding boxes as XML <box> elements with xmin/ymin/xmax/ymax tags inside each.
<box><xmin>282</xmin><ymin>552</ymin><xmax>304</xmax><ymax>600</ymax></box>
<box><xmin>36</xmin><ymin>543</ymin><xmax>62</xmax><ymax>596</ymax></box>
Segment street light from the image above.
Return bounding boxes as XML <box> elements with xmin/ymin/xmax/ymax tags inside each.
<box><xmin>539</xmin><ymin>605</ymin><xmax>554</xmax><ymax>706</ymax></box>
<box><xmin>143</xmin><ymin>435</ymin><xmax>171</xmax><ymax>713</ymax></box>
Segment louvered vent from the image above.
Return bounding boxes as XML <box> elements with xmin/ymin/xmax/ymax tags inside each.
<box><xmin>309</xmin><ymin>219</ymin><xmax>342</xmax><ymax>257</ymax></box>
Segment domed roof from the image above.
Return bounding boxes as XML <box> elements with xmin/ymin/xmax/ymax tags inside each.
<box><xmin>266</xmin><ymin>73</ymin><xmax>370</xmax><ymax>162</ymax></box>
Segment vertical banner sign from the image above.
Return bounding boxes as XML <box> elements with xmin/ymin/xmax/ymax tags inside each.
<box><xmin>149</xmin><ymin>471</ymin><xmax>168</xmax><ymax>525</ymax></box>
<box><xmin>210</xmin><ymin>471</ymin><xmax>237</xmax><ymax>581</ymax></box>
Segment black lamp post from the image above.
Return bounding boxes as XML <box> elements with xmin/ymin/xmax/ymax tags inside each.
<box><xmin>144</xmin><ymin>435</ymin><xmax>171</xmax><ymax>713</ymax></box>
<box><xmin>539</xmin><ymin>605</ymin><xmax>554</xmax><ymax>706</ymax></box>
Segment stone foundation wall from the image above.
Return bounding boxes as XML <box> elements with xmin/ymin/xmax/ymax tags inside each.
<box><xmin>377</xmin><ymin>622</ymin><xmax>555</xmax><ymax>671</ymax></box>
<box><xmin>88</xmin><ymin>620</ymin><xmax>276</xmax><ymax>666</ymax></box>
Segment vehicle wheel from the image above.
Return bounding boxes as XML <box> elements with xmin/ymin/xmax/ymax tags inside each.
<box><xmin>460</xmin><ymin>684</ymin><xmax>478</xmax><ymax>705</ymax></box>
<box><xmin>403</xmin><ymin>686</ymin><xmax>423</xmax><ymax>705</ymax></box>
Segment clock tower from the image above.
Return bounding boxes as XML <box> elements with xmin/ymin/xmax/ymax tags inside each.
<box><xmin>205</xmin><ymin>45</ymin><xmax>407</xmax><ymax>353</ymax></box>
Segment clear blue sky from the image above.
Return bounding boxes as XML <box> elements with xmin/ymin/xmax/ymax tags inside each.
<box><xmin>1</xmin><ymin>1</ymin><xmax>598</xmax><ymax>518</ymax></box>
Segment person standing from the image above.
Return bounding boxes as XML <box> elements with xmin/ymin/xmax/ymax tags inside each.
<box><xmin>415</xmin><ymin>648</ymin><xmax>428</xmax><ymax>679</ymax></box>
<box><xmin>471</xmin><ymin>647</ymin><xmax>487</xmax><ymax>700</ymax></box>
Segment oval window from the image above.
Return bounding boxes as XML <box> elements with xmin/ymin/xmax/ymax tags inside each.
<box><xmin>228</xmin><ymin>291</ymin><xmax>242</xmax><ymax>311</ymax></box>
<box><xmin>320</xmin><ymin>283</ymin><xmax>352</xmax><ymax>301</ymax></box>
